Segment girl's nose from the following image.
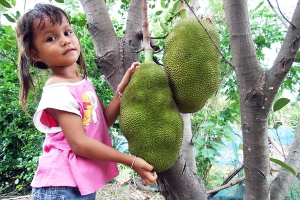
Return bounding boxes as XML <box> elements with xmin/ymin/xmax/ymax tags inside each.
<box><xmin>62</xmin><ymin>40</ymin><xmax>71</xmax><ymax>46</ymax></box>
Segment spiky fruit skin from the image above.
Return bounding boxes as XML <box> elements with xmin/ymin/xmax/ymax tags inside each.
<box><xmin>163</xmin><ymin>17</ymin><xmax>220</xmax><ymax>113</ymax></box>
<box><xmin>120</xmin><ymin>63</ymin><xmax>183</xmax><ymax>173</ymax></box>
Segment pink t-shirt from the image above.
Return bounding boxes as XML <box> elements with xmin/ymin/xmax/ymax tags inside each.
<box><xmin>31</xmin><ymin>78</ymin><xmax>119</xmax><ymax>195</ymax></box>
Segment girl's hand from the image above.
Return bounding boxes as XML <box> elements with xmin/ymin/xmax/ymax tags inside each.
<box><xmin>117</xmin><ymin>62</ymin><xmax>140</xmax><ymax>93</ymax></box>
<box><xmin>132</xmin><ymin>157</ymin><xmax>158</xmax><ymax>185</ymax></box>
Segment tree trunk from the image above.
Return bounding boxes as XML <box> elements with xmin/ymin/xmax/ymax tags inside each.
<box><xmin>224</xmin><ymin>0</ymin><xmax>300</xmax><ymax>199</ymax></box>
<box><xmin>157</xmin><ymin>154</ymin><xmax>207</xmax><ymax>200</ymax></box>
<box><xmin>180</xmin><ymin>113</ymin><xmax>197</xmax><ymax>173</ymax></box>
<box><xmin>224</xmin><ymin>2</ymin><xmax>270</xmax><ymax>198</ymax></box>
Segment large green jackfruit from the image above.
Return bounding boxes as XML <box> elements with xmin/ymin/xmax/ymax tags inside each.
<box><xmin>120</xmin><ymin>62</ymin><xmax>183</xmax><ymax>172</ymax></box>
<box><xmin>163</xmin><ymin>17</ymin><xmax>220</xmax><ymax>113</ymax></box>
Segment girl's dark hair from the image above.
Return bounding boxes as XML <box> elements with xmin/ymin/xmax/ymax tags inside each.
<box><xmin>16</xmin><ymin>3</ymin><xmax>87</xmax><ymax>114</ymax></box>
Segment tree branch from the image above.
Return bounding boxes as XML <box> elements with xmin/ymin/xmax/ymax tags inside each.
<box><xmin>123</xmin><ymin>0</ymin><xmax>143</xmax><ymax>71</ymax></box>
<box><xmin>207</xmin><ymin>163</ymin><xmax>244</xmax><ymax>198</ymax></box>
<box><xmin>266</xmin><ymin>0</ymin><xmax>295</xmax><ymax>28</ymax></box>
<box><xmin>268</xmin><ymin>135</ymin><xmax>287</xmax><ymax>158</ymax></box>
<box><xmin>224</xmin><ymin>0</ymin><xmax>261</xmax><ymax>85</ymax></box>
<box><xmin>0</xmin><ymin>51</ymin><xmax>17</xmax><ymax>67</ymax></box>
<box><xmin>267</xmin><ymin>0</ymin><xmax>300</xmax><ymax>101</ymax></box>
<box><xmin>206</xmin><ymin>176</ymin><xmax>245</xmax><ymax>195</ymax></box>
<box><xmin>270</xmin><ymin>118</ymin><xmax>300</xmax><ymax>200</ymax></box>
<box><xmin>80</xmin><ymin>0</ymin><xmax>118</xmax><ymax>53</ymax></box>
<box><xmin>81</xmin><ymin>0</ymin><xmax>143</xmax><ymax>92</ymax></box>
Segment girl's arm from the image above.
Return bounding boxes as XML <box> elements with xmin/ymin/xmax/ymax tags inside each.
<box><xmin>102</xmin><ymin>62</ymin><xmax>140</xmax><ymax>127</ymax></box>
<box><xmin>52</xmin><ymin>108</ymin><xmax>157</xmax><ymax>185</ymax></box>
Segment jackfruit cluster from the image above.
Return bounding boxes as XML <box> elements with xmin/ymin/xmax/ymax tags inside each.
<box><xmin>120</xmin><ymin>63</ymin><xmax>183</xmax><ymax>172</ymax></box>
<box><xmin>163</xmin><ymin>17</ymin><xmax>220</xmax><ymax>113</ymax></box>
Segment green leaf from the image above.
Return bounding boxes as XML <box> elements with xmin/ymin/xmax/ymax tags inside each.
<box><xmin>270</xmin><ymin>157</ymin><xmax>297</xmax><ymax>176</ymax></box>
<box><xmin>165</xmin><ymin>12</ymin><xmax>171</xmax><ymax>22</ymax></box>
<box><xmin>239</xmin><ymin>143</ymin><xmax>243</xmax><ymax>150</ymax></box>
<box><xmin>5</xmin><ymin>25</ymin><xmax>13</xmax><ymax>34</ymax></box>
<box><xmin>155</xmin><ymin>10</ymin><xmax>162</xmax><ymax>16</ymax></box>
<box><xmin>0</xmin><ymin>0</ymin><xmax>12</xmax><ymax>8</ymax></box>
<box><xmin>273</xmin><ymin>98</ymin><xmax>290</xmax><ymax>112</ymax></box>
<box><xmin>15</xmin><ymin>11</ymin><xmax>21</xmax><ymax>20</ymax></box>
<box><xmin>294</xmin><ymin>51</ymin><xmax>300</xmax><ymax>63</ymax></box>
<box><xmin>3</xmin><ymin>14</ymin><xmax>15</xmax><ymax>23</ymax></box>
<box><xmin>55</xmin><ymin>0</ymin><xmax>64</xmax><ymax>3</ymax></box>
<box><xmin>171</xmin><ymin>1</ymin><xmax>180</xmax><ymax>13</ymax></box>
<box><xmin>4</xmin><ymin>43</ymin><xmax>12</xmax><ymax>51</ymax></box>
<box><xmin>76</xmin><ymin>19</ymin><xmax>87</xmax><ymax>27</ymax></box>
<box><xmin>200</xmin><ymin>121</ymin><xmax>214</xmax><ymax>127</ymax></box>
<box><xmin>160</xmin><ymin>0</ymin><xmax>166</xmax><ymax>8</ymax></box>
<box><xmin>159</xmin><ymin>20</ymin><xmax>168</xmax><ymax>32</ymax></box>
<box><xmin>201</xmin><ymin>148</ymin><xmax>216</xmax><ymax>158</ymax></box>
<box><xmin>254</xmin><ymin>1</ymin><xmax>264</xmax><ymax>10</ymax></box>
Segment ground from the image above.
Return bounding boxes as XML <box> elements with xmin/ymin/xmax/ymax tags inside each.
<box><xmin>1</xmin><ymin>167</ymin><xmax>164</xmax><ymax>200</ymax></box>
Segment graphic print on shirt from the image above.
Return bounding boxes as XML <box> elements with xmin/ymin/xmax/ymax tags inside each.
<box><xmin>82</xmin><ymin>91</ymin><xmax>99</xmax><ymax>126</ymax></box>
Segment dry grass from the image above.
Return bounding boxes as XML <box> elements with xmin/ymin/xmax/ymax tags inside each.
<box><xmin>96</xmin><ymin>180</ymin><xmax>164</xmax><ymax>200</ymax></box>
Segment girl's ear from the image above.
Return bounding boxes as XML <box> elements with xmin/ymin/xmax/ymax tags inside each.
<box><xmin>29</xmin><ymin>50</ymin><xmax>40</xmax><ymax>61</ymax></box>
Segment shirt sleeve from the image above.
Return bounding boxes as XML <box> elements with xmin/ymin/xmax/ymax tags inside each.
<box><xmin>33</xmin><ymin>85</ymin><xmax>82</xmax><ymax>134</ymax></box>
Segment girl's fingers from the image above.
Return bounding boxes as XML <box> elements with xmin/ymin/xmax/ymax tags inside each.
<box><xmin>142</xmin><ymin>171</ymin><xmax>158</xmax><ymax>185</ymax></box>
<box><xmin>130</xmin><ymin>62</ymin><xmax>140</xmax><ymax>72</ymax></box>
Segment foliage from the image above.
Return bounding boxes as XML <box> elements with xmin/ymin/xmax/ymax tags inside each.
<box><xmin>192</xmin><ymin>98</ymin><xmax>239</xmax><ymax>188</ymax></box>
<box><xmin>0</xmin><ymin>21</ymin><xmax>42</xmax><ymax>194</ymax></box>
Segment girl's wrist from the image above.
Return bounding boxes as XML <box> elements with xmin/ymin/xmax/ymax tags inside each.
<box><xmin>117</xmin><ymin>85</ymin><xmax>124</xmax><ymax>99</ymax></box>
<box><xmin>130</xmin><ymin>155</ymin><xmax>137</xmax><ymax>169</ymax></box>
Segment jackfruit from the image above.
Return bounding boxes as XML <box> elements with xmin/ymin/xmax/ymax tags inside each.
<box><xmin>163</xmin><ymin>17</ymin><xmax>220</xmax><ymax>113</ymax></box>
<box><xmin>120</xmin><ymin>62</ymin><xmax>183</xmax><ymax>172</ymax></box>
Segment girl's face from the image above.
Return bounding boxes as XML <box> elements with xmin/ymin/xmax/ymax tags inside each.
<box><xmin>30</xmin><ymin>15</ymin><xmax>80</xmax><ymax>69</ymax></box>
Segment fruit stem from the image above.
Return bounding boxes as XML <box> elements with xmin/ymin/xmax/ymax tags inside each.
<box><xmin>141</xmin><ymin>0</ymin><xmax>154</xmax><ymax>64</ymax></box>
<box><xmin>144</xmin><ymin>49</ymin><xmax>154</xmax><ymax>63</ymax></box>
<box><xmin>179</xmin><ymin>1</ymin><xmax>187</xmax><ymax>19</ymax></box>
<box><xmin>141</xmin><ymin>0</ymin><xmax>153</xmax><ymax>52</ymax></box>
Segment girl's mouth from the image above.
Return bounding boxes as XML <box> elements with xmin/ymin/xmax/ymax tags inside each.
<box><xmin>63</xmin><ymin>48</ymin><xmax>75</xmax><ymax>55</ymax></box>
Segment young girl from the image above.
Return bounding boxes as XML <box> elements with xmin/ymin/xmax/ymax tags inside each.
<box><xmin>16</xmin><ymin>3</ymin><xmax>157</xmax><ymax>199</ymax></box>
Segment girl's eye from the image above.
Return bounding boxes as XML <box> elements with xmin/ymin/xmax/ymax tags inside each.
<box><xmin>47</xmin><ymin>36</ymin><xmax>55</xmax><ymax>42</ymax></box>
<box><xmin>64</xmin><ymin>31</ymin><xmax>72</xmax><ymax>36</ymax></box>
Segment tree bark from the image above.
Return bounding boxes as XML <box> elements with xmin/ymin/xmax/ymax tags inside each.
<box><xmin>79</xmin><ymin>0</ymin><xmax>142</xmax><ymax>92</ymax></box>
<box><xmin>224</xmin><ymin>0</ymin><xmax>300</xmax><ymax>199</ymax></box>
<box><xmin>224</xmin><ymin>2</ymin><xmax>270</xmax><ymax>198</ymax></box>
<box><xmin>157</xmin><ymin>154</ymin><xmax>207</xmax><ymax>200</ymax></box>
<box><xmin>270</xmin><ymin>118</ymin><xmax>300</xmax><ymax>200</ymax></box>
<box><xmin>180</xmin><ymin>113</ymin><xmax>197</xmax><ymax>173</ymax></box>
